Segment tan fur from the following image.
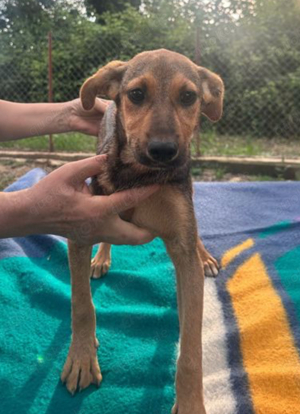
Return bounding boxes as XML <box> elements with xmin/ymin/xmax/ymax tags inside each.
<box><xmin>198</xmin><ymin>67</ymin><xmax>224</xmax><ymax>121</ymax></box>
<box><xmin>90</xmin><ymin>242</ymin><xmax>111</xmax><ymax>279</ymax></box>
<box><xmin>63</xmin><ymin>49</ymin><xmax>225</xmax><ymax>414</ymax></box>
<box><xmin>61</xmin><ymin>242</ymin><xmax>101</xmax><ymax>393</ymax></box>
<box><xmin>80</xmin><ymin>61</ymin><xmax>128</xmax><ymax>110</ymax></box>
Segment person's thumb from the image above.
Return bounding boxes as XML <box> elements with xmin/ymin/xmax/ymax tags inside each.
<box><xmin>65</xmin><ymin>155</ymin><xmax>107</xmax><ymax>184</ymax></box>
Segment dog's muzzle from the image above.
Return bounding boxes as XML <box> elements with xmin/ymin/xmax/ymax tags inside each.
<box><xmin>147</xmin><ymin>141</ymin><xmax>179</xmax><ymax>163</ymax></box>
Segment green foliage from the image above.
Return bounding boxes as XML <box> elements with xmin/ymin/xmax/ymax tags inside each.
<box><xmin>215</xmin><ymin>0</ymin><xmax>300</xmax><ymax>138</ymax></box>
<box><xmin>84</xmin><ymin>0</ymin><xmax>141</xmax><ymax>17</ymax></box>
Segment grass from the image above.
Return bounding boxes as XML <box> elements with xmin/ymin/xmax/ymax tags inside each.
<box><xmin>0</xmin><ymin>170</ymin><xmax>18</xmax><ymax>190</ymax></box>
<box><xmin>249</xmin><ymin>174</ymin><xmax>285</xmax><ymax>181</ymax></box>
<box><xmin>196</xmin><ymin>131</ymin><xmax>263</xmax><ymax>157</ymax></box>
<box><xmin>0</xmin><ymin>132</ymin><xmax>97</xmax><ymax>152</ymax></box>
<box><xmin>0</xmin><ymin>130</ymin><xmax>299</xmax><ymax>159</ymax></box>
<box><xmin>193</xmin><ymin>131</ymin><xmax>300</xmax><ymax>158</ymax></box>
<box><xmin>214</xmin><ymin>166</ymin><xmax>228</xmax><ymax>180</ymax></box>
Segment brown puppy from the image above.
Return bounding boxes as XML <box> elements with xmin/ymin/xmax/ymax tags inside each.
<box><xmin>61</xmin><ymin>49</ymin><xmax>224</xmax><ymax>414</ymax></box>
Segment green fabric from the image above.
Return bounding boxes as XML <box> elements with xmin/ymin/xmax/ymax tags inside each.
<box><xmin>0</xmin><ymin>239</ymin><xmax>178</xmax><ymax>414</ymax></box>
<box><xmin>258</xmin><ymin>220</ymin><xmax>292</xmax><ymax>238</ymax></box>
<box><xmin>275</xmin><ymin>246</ymin><xmax>300</xmax><ymax>324</ymax></box>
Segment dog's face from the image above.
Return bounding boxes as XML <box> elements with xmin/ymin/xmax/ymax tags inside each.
<box><xmin>81</xmin><ymin>49</ymin><xmax>224</xmax><ymax>169</ymax></box>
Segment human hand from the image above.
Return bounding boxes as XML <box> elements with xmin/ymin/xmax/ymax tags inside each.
<box><xmin>68</xmin><ymin>98</ymin><xmax>110</xmax><ymax>136</ymax></box>
<box><xmin>26</xmin><ymin>155</ymin><xmax>158</xmax><ymax>245</ymax></box>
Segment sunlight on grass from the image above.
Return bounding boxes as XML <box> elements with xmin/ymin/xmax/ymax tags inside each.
<box><xmin>0</xmin><ymin>133</ymin><xmax>97</xmax><ymax>152</ymax></box>
<box><xmin>197</xmin><ymin>131</ymin><xmax>263</xmax><ymax>157</ymax></box>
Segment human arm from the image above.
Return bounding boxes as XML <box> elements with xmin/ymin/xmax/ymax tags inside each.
<box><xmin>0</xmin><ymin>155</ymin><xmax>157</xmax><ymax>245</ymax></box>
<box><xmin>0</xmin><ymin>98</ymin><xmax>109</xmax><ymax>141</ymax></box>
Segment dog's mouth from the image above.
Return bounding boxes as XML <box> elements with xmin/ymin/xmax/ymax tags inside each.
<box><xmin>134</xmin><ymin>148</ymin><xmax>186</xmax><ymax>170</ymax></box>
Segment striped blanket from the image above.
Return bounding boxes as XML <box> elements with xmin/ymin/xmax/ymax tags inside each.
<box><xmin>0</xmin><ymin>169</ymin><xmax>300</xmax><ymax>414</ymax></box>
<box><xmin>202</xmin><ymin>181</ymin><xmax>300</xmax><ymax>414</ymax></box>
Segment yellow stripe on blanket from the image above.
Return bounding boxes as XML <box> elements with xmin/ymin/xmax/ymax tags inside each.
<box><xmin>227</xmin><ymin>253</ymin><xmax>300</xmax><ymax>414</ymax></box>
<box><xmin>221</xmin><ymin>238</ymin><xmax>254</xmax><ymax>268</ymax></box>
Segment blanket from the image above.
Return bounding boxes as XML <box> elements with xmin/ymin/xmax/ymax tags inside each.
<box><xmin>1</xmin><ymin>169</ymin><xmax>300</xmax><ymax>414</ymax></box>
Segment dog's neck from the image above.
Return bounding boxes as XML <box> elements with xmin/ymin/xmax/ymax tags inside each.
<box><xmin>92</xmin><ymin>103</ymin><xmax>192</xmax><ymax>196</ymax></box>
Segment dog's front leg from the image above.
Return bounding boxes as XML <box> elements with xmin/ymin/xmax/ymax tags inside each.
<box><xmin>61</xmin><ymin>240</ymin><xmax>102</xmax><ymax>394</ymax></box>
<box><xmin>166</xmin><ymin>236</ymin><xmax>206</xmax><ymax>414</ymax></box>
<box><xmin>132</xmin><ymin>187</ymin><xmax>206</xmax><ymax>413</ymax></box>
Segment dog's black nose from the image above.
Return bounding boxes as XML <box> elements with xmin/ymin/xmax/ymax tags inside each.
<box><xmin>148</xmin><ymin>141</ymin><xmax>178</xmax><ymax>162</ymax></box>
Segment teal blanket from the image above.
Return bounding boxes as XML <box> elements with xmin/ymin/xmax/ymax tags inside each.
<box><xmin>1</xmin><ymin>169</ymin><xmax>300</xmax><ymax>414</ymax></box>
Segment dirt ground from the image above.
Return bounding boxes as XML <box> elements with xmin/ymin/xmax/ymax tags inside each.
<box><xmin>192</xmin><ymin>169</ymin><xmax>260</xmax><ymax>182</ymax></box>
<box><xmin>0</xmin><ymin>159</ymin><xmax>55</xmax><ymax>190</ymax></box>
<box><xmin>0</xmin><ymin>157</ymin><xmax>277</xmax><ymax>191</ymax></box>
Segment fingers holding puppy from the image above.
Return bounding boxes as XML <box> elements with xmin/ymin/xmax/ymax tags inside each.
<box><xmin>25</xmin><ymin>155</ymin><xmax>158</xmax><ymax>245</ymax></box>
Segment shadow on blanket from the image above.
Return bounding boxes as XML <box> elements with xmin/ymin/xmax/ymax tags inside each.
<box><xmin>1</xmin><ymin>168</ymin><xmax>300</xmax><ymax>414</ymax></box>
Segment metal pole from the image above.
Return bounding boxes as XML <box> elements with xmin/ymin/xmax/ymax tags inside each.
<box><xmin>195</xmin><ymin>25</ymin><xmax>201</xmax><ymax>65</ymax></box>
<box><xmin>48</xmin><ymin>31</ymin><xmax>54</xmax><ymax>152</ymax></box>
<box><xmin>195</xmin><ymin>24</ymin><xmax>201</xmax><ymax>156</ymax></box>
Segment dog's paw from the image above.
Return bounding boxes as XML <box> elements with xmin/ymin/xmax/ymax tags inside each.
<box><xmin>61</xmin><ymin>337</ymin><xmax>102</xmax><ymax>394</ymax></box>
<box><xmin>203</xmin><ymin>254</ymin><xmax>219</xmax><ymax>277</ymax></box>
<box><xmin>172</xmin><ymin>402</ymin><xmax>178</xmax><ymax>414</ymax></box>
<box><xmin>90</xmin><ymin>254</ymin><xmax>111</xmax><ymax>279</ymax></box>
<box><xmin>198</xmin><ymin>250</ymin><xmax>219</xmax><ymax>277</ymax></box>
<box><xmin>171</xmin><ymin>402</ymin><xmax>207</xmax><ymax>414</ymax></box>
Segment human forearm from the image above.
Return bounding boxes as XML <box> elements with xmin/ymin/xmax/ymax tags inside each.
<box><xmin>0</xmin><ymin>190</ymin><xmax>40</xmax><ymax>238</ymax></box>
<box><xmin>0</xmin><ymin>100</ymin><xmax>73</xmax><ymax>141</ymax></box>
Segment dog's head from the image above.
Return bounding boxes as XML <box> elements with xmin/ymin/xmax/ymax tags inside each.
<box><xmin>81</xmin><ymin>49</ymin><xmax>224</xmax><ymax>169</ymax></box>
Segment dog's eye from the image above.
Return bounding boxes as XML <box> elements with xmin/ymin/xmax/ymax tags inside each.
<box><xmin>128</xmin><ymin>88</ymin><xmax>145</xmax><ymax>104</ymax></box>
<box><xmin>180</xmin><ymin>91</ymin><xmax>197</xmax><ymax>106</ymax></box>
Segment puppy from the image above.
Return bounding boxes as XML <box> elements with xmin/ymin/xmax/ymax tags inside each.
<box><xmin>62</xmin><ymin>49</ymin><xmax>224</xmax><ymax>414</ymax></box>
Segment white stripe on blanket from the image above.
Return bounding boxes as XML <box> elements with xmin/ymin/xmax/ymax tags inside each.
<box><xmin>203</xmin><ymin>278</ymin><xmax>237</xmax><ymax>414</ymax></box>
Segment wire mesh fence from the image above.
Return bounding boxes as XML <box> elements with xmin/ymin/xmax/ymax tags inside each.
<box><xmin>0</xmin><ymin>28</ymin><xmax>123</xmax><ymax>152</ymax></box>
<box><xmin>0</xmin><ymin>18</ymin><xmax>299</xmax><ymax>154</ymax></box>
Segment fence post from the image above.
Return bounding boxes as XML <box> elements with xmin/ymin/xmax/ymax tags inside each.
<box><xmin>48</xmin><ymin>31</ymin><xmax>54</xmax><ymax>152</ymax></box>
<box><xmin>195</xmin><ymin>24</ymin><xmax>201</xmax><ymax>157</ymax></box>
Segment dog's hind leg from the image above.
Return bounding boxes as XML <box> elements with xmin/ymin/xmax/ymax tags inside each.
<box><xmin>61</xmin><ymin>240</ymin><xmax>102</xmax><ymax>394</ymax></box>
<box><xmin>90</xmin><ymin>243</ymin><xmax>111</xmax><ymax>279</ymax></box>
<box><xmin>197</xmin><ymin>238</ymin><xmax>219</xmax><ymax>277</ymax></box>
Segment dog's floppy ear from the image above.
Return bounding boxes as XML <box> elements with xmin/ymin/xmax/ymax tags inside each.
<box><xmin>80</xmin><ymin>61</ymin><xmax>128</xmax><ymax>110</ymax></box>
<box><xmin>198</xmin><ymin>67</ymin><xmax>224</xmax><ymax>122</ymax></box>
